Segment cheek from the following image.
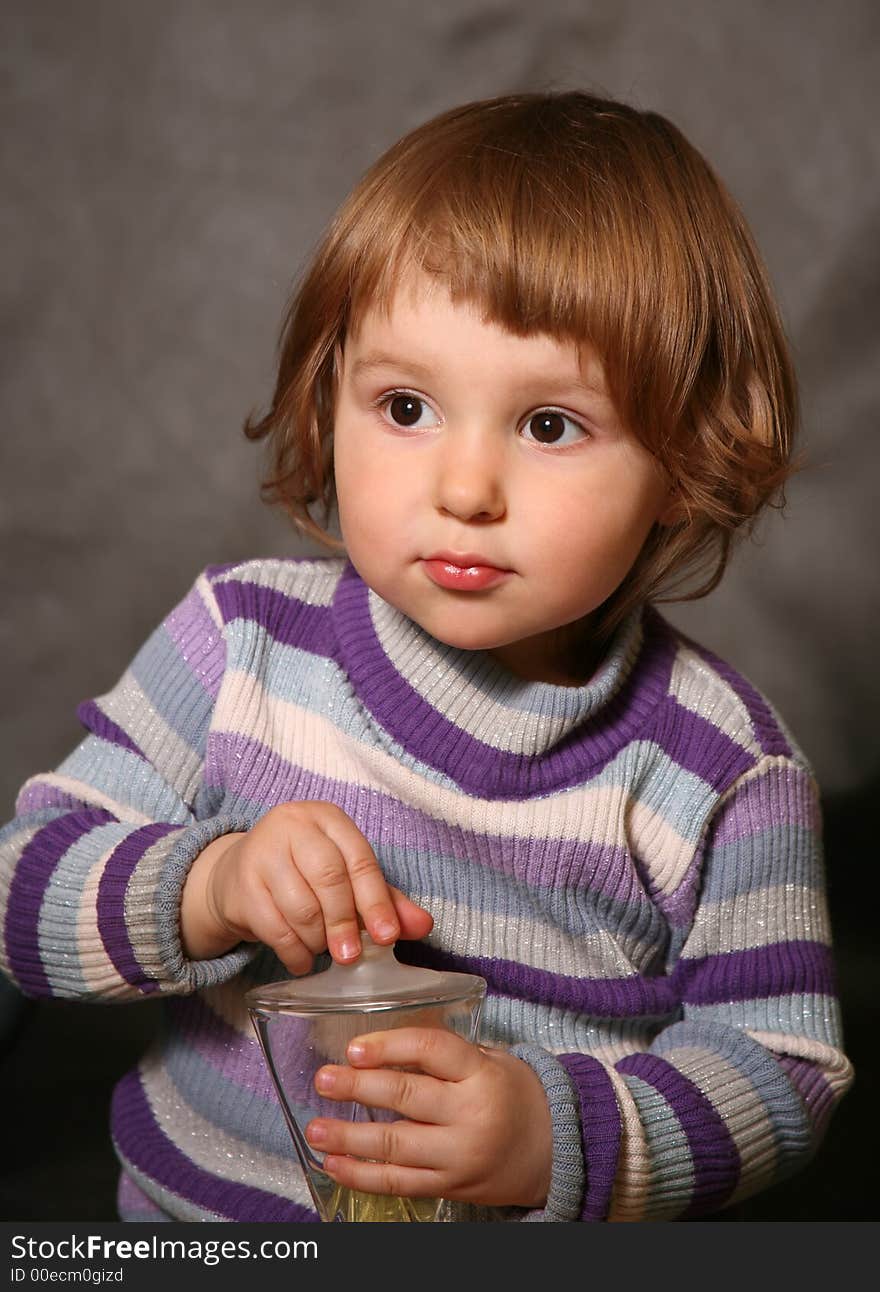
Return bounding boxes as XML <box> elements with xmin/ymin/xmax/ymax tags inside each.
<box><xmin>532</xmin><ymin>479</ymin><xmax>662</xmax><ymax>571</ymax></box>
<box><xmin>333</xmin><ymin>423</ymin><xmax>368</xmax><ymax>512</ymax></box>
<box><xmin>334</xmin><ymin>432</ymin><xmax>399</xmax><ymax>548</ymax></box>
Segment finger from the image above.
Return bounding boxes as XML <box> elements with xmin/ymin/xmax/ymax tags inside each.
<box><xmin>305</xmin><ymin>1115</ymin><xmax>443</xmax><ymax>1170</ymax></box>
<box><xmin>279</xmin><ymin>820</ymin><xmax>362</xmax><ymax>961</ymax></box>
<box><xmin>316</xmin><ymin>812</ymin><xmax>403</xmax><ymax>946</ymax></box>
<box><xmin>388</xmin><ymin>887</ymin><xmax>434</xmax><ymax>941</ymax></box>
<box><xmin>345</xmin><ymin>1027</ymin><xmax>483</xmax><ymax>1082</ymax></box>
<box><xmin>262</xmin><ymin>855</ymin><xmax>332</xmax><ymax>957</ymax></box>
<box><xmin>246</xmin><ymin>885</ymin><xmax>316</xmax><ymax>976</ymax></box>
<box><xmin>314</xmin><ymin>1062</ymin><xmax>443</xmax><ymax>1124</ymax></box>
<box><xmin>320</xmin><ymin>1154</ymin><xmax>444</xmax><ymax>1202</ymax></box>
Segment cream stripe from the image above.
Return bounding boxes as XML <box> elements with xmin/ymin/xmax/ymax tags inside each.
<box><xmin>195</xmin><ymin>571</ymin><xmax>224</xmax><ymax>631</ymax></box>
<box><xmin>606</xmin><ymin>1063</ymin><xmax>652</xmax><ymax>1222</ymax></box>
<box><xmin>424</xmin><ymin>893</ymin><xmax>640</xmax><ymax>979</ymax></box>
<box><xmin>668</xmin><ymin>646</ymin><xmax>759</xmax><ymax>755</ymax></box>
<box><xmin>213</xmin><ymin>557</ymin><xmax>341</xmax><ymax>606</ymax></box>
<box><xmin>684</xmin><ymin>884</ymin><xmax>831</xmax><ymax>957</ymax></box>
<box><xmin>625</xmin><ymin>799</ymin><xmax>695</xmax><ymax>897</ymax></box>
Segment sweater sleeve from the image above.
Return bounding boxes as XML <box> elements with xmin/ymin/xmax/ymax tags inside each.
<box><xmin>519</xmin><ymin>755</ymin><xmax>853</xmax><ymax>1221</ymax></box>
<box><xmin>0</xmin><ymin>570</ymin><xmax>255</xmax><ymax>1002</ymax></box>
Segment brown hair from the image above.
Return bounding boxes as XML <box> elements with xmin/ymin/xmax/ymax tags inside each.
<box><xmin>244</xmin><ymin>90</ymin><xmax>798</xmax><ymax>636</ymax></box>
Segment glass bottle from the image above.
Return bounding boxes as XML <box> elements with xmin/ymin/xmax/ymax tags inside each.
<box><xmin>246</xmin><ymin>937</ymin><xmax>486</xmax><ymax>1222</ymax></box>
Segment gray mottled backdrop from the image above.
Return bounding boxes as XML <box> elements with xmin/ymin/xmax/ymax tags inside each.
<box><xmin>1</xmin><ymin>0</ymin><xmax>877</xmax><ymax>1221</ymax></box>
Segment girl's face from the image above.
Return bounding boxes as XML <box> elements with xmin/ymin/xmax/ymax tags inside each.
<box><xmin>333</xmin><ymin>273</ymin><xmax>675</xmax><ymax>684</ymax></box>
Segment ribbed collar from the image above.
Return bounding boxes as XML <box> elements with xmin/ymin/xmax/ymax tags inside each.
<box><xmin>333</xmin><ymin>562</ymin><xmax>674</xmax><ymax>799</ymax></box>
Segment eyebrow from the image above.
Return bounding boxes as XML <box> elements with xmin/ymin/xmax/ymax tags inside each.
<box><xmin>350</xmin><ymin>353</ymin><xmax>435</xmax><ymax>381</ymax></box>
<box><xmin>349</xmin><ymin>351</ymin><xmax>609</xmax><ymax>400</ymax></box>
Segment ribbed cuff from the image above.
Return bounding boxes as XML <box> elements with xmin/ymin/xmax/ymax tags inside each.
<box><xmin>510</xmin><ymin>1043</ymin><xmax>586</xmax><ymax>1222</ymax></box>
<box><xmin>558</xmin><ymin>1052</ymin><xmax>623</xmax><ymax>1221</ymax></box>
<box><xmin>153</xmin><ymin>814</ymin><xmax>259</xmax><ymax>990</ymax></box>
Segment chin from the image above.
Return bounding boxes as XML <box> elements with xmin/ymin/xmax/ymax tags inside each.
<box><xmin>419</xmin><ymin>614</ymin><xmax>520</xmax><ymax>654</ymax></box>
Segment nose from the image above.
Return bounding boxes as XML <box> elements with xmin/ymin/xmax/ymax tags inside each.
<box><xmin>432</xmin><ymin>425</ymin><xmax>507</xmax><ymax>523</ymax></box>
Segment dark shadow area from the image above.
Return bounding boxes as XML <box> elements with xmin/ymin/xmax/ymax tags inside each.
<box><xmin>0</xmin><ymin>993</ymin><xmax>162</xmax><ymax>1221</ymax></box>
<box><xmin>0</xmin><ymin>782</ymin><xmax>876</xmax><ymax>1222</ymax></box>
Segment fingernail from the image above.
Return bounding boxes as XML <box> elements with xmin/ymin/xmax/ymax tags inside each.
<box><xmin>338</xmin><ymin>938</ymin><xmax>360</xmax><ymax>961</ymax></box>
<box><xmin>347</xmin><ymin>1041</ymin><xmax>366</xmax><ymax>1062</ymax></box>
<box><xmin>315</xmin><ymin>1069</ymin><xmax>336</xmax><ymax>1092</ymax></box>
<box><xmin>374</xmin><ymin>919</ymin><xmax>397</xmax><ymax>941</ymax></box>
<box><xmin>306</xmin><ymin>1121</ymin><xmax>327</xmax><ymax>1145</ymax></box>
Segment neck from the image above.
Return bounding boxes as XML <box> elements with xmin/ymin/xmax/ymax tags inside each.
<box><xmin>487</xmin><ymin>617</ymin><xmax>609</xmax><ymax>687</ymax></box>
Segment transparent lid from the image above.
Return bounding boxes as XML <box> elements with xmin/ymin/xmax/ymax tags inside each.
<box><xmin>245</xmin><ymin>935</ymin><xmax>486</xmax><ymax>1012</ymax></box>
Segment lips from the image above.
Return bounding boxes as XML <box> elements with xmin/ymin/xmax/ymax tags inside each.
<box><xmin>421</xmin><ymin>552</ymin><xmax>511</xmax><ymax>592</ymax></box>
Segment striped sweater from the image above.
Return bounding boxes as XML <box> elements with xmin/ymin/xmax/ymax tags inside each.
<box><xmin>0</xmin><ymin>557</ymin><xmax>852</xmax><ymax>1221</ymax></box>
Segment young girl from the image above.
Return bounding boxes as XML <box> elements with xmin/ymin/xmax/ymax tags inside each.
<box><xmin>0</xmin><ymin>90</ymin><xmax>852</xmax><ymax>1223</ymax></box>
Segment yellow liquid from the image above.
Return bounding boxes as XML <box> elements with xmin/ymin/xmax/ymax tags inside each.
<box><xmin>323</xmin><ymin>1182</ymin><xmax>442</xmax><ymax>1223</ymax></box>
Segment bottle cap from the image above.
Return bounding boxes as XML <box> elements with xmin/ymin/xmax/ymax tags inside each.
<box><xmin>245</xmin><ymin>935</ymin><xmax>486</xmax><ymax>1014</ymax></box>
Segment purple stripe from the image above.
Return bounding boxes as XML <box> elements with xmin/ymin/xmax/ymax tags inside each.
<box><xmin>16</xmin><ymin>783</ymin><xmax>97</xmax><ymax>815</ymax></box>
<box><xmin>96</xmin><ymin>823</ymin><xmax>180</xmax><ymax>994</ymax></box>
<box><xmin>75</xmin><ymin>699</ymin><xmax>145</xmax><ymax>758</ymax></box>
<box><xmin>684</xmin><ymin>638</ymin><xmax>792</xmax><ymax>758</ymax></box>
<box><xmin>111</xmin><ymin>1069</ymin><xmax>315</xmax><ymax>1221</ymax></box>
<box><xmin>674</xmin><ymin>940</ymin><xmax>837</xmax><ymax>1005</ymax></box>
<box><xmin>557</xmin><ymin>1054</ymin><xmax>622</xmax><ymax>1220</ymax></box>
<box><xmin>616</xmin><ymin>1051</ymin><xmax>740</xmax><ymax>1216</ymax></box>
<box><xmin>777</xmin><ymin>1054</ymin><xmax>838</xmax><ymax>1138</ymax></box>
<box><xmin>163</xmin><ymin>586</ymin><xmax>227</xmax><ymax>699</ymax></box>
<box><xmin>649</xmin><ymin>854</ymin><xmax>705</xmax><ymax>930</ymax></box>
<box><xmin>206</xmin><ymin>731</ymin><xmax>656</xmax><ymax>908</ymax></box>
<box><xmin>4</xmin><ymin>809</ymin><xmax>115</xmax><ymax>993</ymax></box>
<box><xmin>648</xmin><ymin>694</ymin><xmax>755</xmax><ymax>793</ymax></box>
<box><xmin>710</xmin><ymin>763</ymin><xmax>818</xmax><ymax>845</ymax></box>
<box><xmin>212</xmin><ymin>578</ymin><xmax>336</xmax><ymax>655</ymax></box>
<box><xmin>334</xmin><ymin>564</ymin><xmax>676</xmax><ymax>798</ymax></box>
<box><xmin>398</xmin><ymin>941</ymin><xmax>679</xmax><ymax>1019</ymax></box>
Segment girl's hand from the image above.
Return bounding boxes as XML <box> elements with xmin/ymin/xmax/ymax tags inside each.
<box><xmin>304</xmin><ymin>1029</ymin><xmax>553</xmax><ymax>1209</ymax></box>
<box><xmin>180</xmin><ymin>801</ymin><xmax>433</xmax><ymax>972</ymax></box>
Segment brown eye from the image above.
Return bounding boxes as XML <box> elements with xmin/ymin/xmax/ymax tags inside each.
<box><xmin>522</xmin><ymin>410</ymin><xmax>587</xmax><ymax>447</ymax></box>
<box><xmin>388</xmin><ymin>395</ymin><xmax>424</xmax><ymax>426</ymax></box>
<box><xmin>528</xmin><ymin>412</ymin><xmax>566</xmax><ymax>443</ymax></box>
<box><xmin>378</xmin><ymin>393</ymin><xmax>440</xmax><ymax>431</ymax></box>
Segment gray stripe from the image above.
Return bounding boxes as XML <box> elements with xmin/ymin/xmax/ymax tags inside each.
<box><xmin>620</xmin><ymin>1073</ymin><xmax>695</xmax><ymax>1219</ymax></box>
<box><xmin>480</xmin><ymin>996</ymin><xmax>666</xmax><ymax>1054</ymax></box>
<box><xmin>511</xmin><ymin>1043</ymin><xmax>585</xmax><ymax>1221</ymax></box>
<box><xmin>700</xmin><ymin>826</ymin><xmax>820</xmax><ymax>901</ymax></box>
<box><xmin>57</xmin><ymin>739</ymin><xmax>194</xmax><ymax>824</ymax></box>
<box><xmin>682</xmin><ymin>994</ymin><xmax>843</xmax><ymax>1046</ymax></box>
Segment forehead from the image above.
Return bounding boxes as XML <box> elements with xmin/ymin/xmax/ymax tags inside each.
<box><xmin>345</xmin><ymin>269</ymin><xmax>608</xmax><ymax>393</ymax></box>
